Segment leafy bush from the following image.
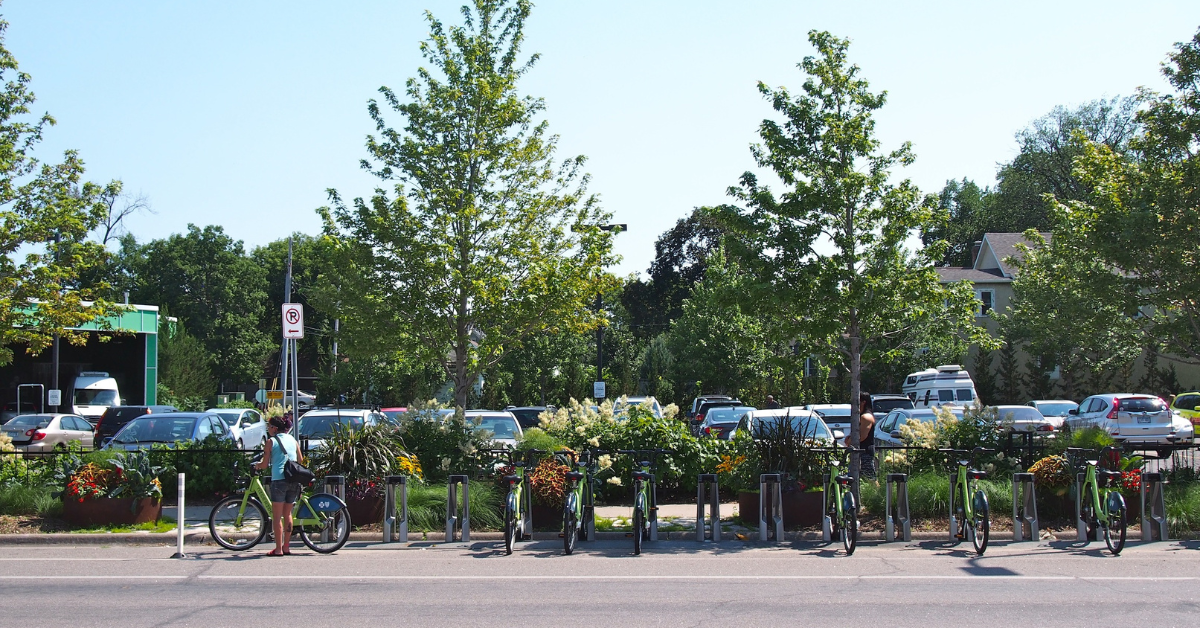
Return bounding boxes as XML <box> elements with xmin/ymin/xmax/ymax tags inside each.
<box><xmin>516</xmin><ymin>428</ymin><xmax>565</xmax><ymax>453</ymax></box>
<box><xmin>1166</xmin><ymin>482</ymin><xmax>1200</xmax><ymax>537</ymax></box>
<box><xmin>152</xmin><ymin>436</ymin><xmax>251</xmax><ymax>498</ymax></box>
<box><xmin>394</xmin><ymin>400</ymin><xmax>493</xmax><ymax>484</ymax></box>
<box><xmin>0</xmin><ymin>483</ymin><xmax>59</xmax><ymax>516</ymax></box>
<box><xmin>859</xmin><ymin>471</ymin><xmax>1011</xmax><ymax>519</ymax></box>
<box><xmin>60</xmin><ymin>450</ymin><xmax>165</xmax><ymax>503</ymax></box>
<box><xmin>308</xmin><ymin>423</ymin><xmax>410</xmax><ymax>498</ymax></box>
<box><xmin>527</xmin><ymin>456</ymin><xmax>569</xmax><ymax>508</ymax></box>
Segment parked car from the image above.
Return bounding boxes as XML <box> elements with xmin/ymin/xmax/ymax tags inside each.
<box><xmin>296</xmin><ymin>408</ymin><xmax>386</xmax><ymax>450</ymax></box>
<box><xmin>697</xmin><ymin>405</ymin><xmax>755</xmax><ymax>440</ymax></box>
<box><xmin>1065</xmin><ymin>394</ymin><xmax>1193</xmax><ymax>455</ymax></box>
<box><xmin>1026</xmin><ymin>400</ymin><xmax>1079</xmax><ymax>428</ymax></box>
<box><xmin>807</xmin><ymin>404</ymin><xmax>852</xmax><ymax>436</ymax></box>
<box><xmin>687</xmin><ymin>395</ymin><xmax>733</xmax><ymax>420</ymax></box>
<box><xmin>612</xmin><ymin>396</ymin><xmax>663</xmax><ymax>420</ymax></box>
<box><xmin>1</xmin><ymin>413</ymin><xmax>95</xmax><ymax>451</ymax></box>
<box><xmin>993</xmin><ymin>405</ymin><xmax>1055</xmax><ymax>434</ymax></box>
<box><xmin>1170</xmin><ymin>392</ymin><xmax>1200</xmax><ymax>428</ymax></box>
<box><xmin>902</xmin><ymin>364</ymin><xmax>979</xmax><ymax>409</ymax></box>
<box><xmin>870</xmin><ymin>394</ymin><xmax>915</xmax><ymax>415</ymax></box>
<box><xmin>206</xmin><ymin>408</ymin><xmax>267</xmax><ymax>449</ymax></box>
<box><xmin>103</xmin><ymin>412</ymin><xmax>233</xmax><ymax>450</ymax></box>
<box><xmin>691</xmin><ymin>398</ymin><xmax>744</xmax><ymax>434</ymax></box>
<box><xmin>874</xmin><ymin>407</ymin><xmax>965</xmax><ymax>447</ymax></box>
<box><xmin>464</xmin><ymin>410</ymin><xmax>523</xmax><ymax>448</ymax></box>
<box><xmin>93</xmin><ymin>405</ymin><xmax>178</xmax><ymax>445</ymax></box>
<box><xmin>380</xmin><ymin>407</ymin><xmax>408</xmax><ymax>423</ymax></box>
<box><xmin>505</xmin><ymin>406</ymin><xmax>551</xmax><ymax>430</ymax></box>
<box><xmin>732</xmin><ymin>408</ymin><xmax>834</xmax><ymax>443</ymax></box>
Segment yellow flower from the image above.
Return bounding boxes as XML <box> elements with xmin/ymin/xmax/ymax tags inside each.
<box><xmin>598</xmin><ymin>455</ymin><xmax>612</xmax><ymax>469</ymax></box>
<box><xmin>587</xmin><ymin>436</ymin><xmax>600</xmax><ymax>448</ymax></box>
<box><xmin>606</xmin><ymin>477</ymin><xmax>622</xmax><ymax>486</ymax></box>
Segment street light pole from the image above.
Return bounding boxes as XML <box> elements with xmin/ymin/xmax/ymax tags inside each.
<box><xmin>591</xmin><ymin>224</ymin><xmax>626</xmax><ymax>401</ymax></box>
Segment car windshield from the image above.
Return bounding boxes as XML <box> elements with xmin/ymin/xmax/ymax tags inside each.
<box><xmin>509</xmin><ymin>409</ymin><xmax>544</xmax><ymax>427</ymax></box>
<box><xmin>213</xmin><ymin>412</ymin><xmax>242</xmax><ymax>426</ymax></box>
<box><xmin>813</xmin><ymin>407</ymin><xmax>851</xmax><ymax>420</ymax></box>
<box><xmin>75</xmin><ymin>389</ymin><xmax>117</xmax><ymax>406</ymax></box>
<box><xmin>1035</xmin><ymin>402</ymin><xmax>1077</xmax><ymax>416</ymax></box>
<box><xmin>1120</xmin><ymin>397</ymin><xmax>1165</xmax><ymax>413</ymax></box>
<box><xmin>4</xmin><ymin>415</ymin><xmax>50</xmax><ymax>429</ymax></box>
<box><xmin>707</xmin><ymin>406</ymin><xmax>754</xmax><ymax>423</ymax></box>
<box><xmin>873</xmin><ymin>398</ymin><xmax>914</xmax><ymax>413</ymax></box>
<box><xmin>474</xmin><ymin>415</ymin><xmax>519</xmax><ymax>439</ymax></box>
<box><xmin>381</xmin><ymin>410</ymin><xmax>406</xmax><ymax>422</ymax></box>
<box><xmin>297</xmin><ymin>414</ymin><xmax>365</xmax><ymax>438</ymax></box>
<box><xmin>113</xmin><ymin>417</ymin><xmax>196</xmax><ymax>443</ymax></box>
<box><xmin>753</xmin><ymin>416</ymin><xmax>829</xmax><ymax>439</ymax></box>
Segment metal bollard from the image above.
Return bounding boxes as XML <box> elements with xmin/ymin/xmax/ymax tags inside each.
<box><xmin>695</xmin><ymin>474</ymin><xmax>721</xmax><ymax>542</ymax></box>
<box><xmin>584</xmin><ymin>470</ymin><xmax>596</xmax><ymax>542</ymax></box>
<box><xmin>948</xmin><ymin>473</ymin><xmax>958</xmax><ymax>542</ymax></box>
<box><xmin>383</xmin><ymin>475</ymin><xmax>408</xmax><ymax>543</ymax></box>
<box><xmin>885</xmin><ymin>473</ymin><xmax>911</xmax><ymax>542</ymax></box>
<box><xmin>1075</xmin><ymin>472</ymin><xmax>1098</xmax><ymax>541</ymax></box>
<box><xmin>759</xmin><ymin>474</ymin><xmax>783</xmax><ymax>542</ymax></box>
<box><xmin>1141</xmin><ymin>471</ymin><xmax>1168</xmax><ymax>542</ymax></box>
<box><xmin>324</xmin><ymin>475</ymin><xmax>346</xmax><ymax>500</ymax></box>
<box><xmin>649</xmin><ymin>473</ymin><xmax>659</xmax><ymax>542</ymax></box>
<box><xmin>445</xmin><ymin>475</ymin><xmax>470</xmax><ymax>543</ymax></box>
<box><xmin>171</xmin><ymin>473</ymin><xmax>186</xmax><ymax>559</ymax></box>
<box><xmin>1012</xmin><ymin>472</ymin><xmax>1039</xmax><ymax>542</ymax></box>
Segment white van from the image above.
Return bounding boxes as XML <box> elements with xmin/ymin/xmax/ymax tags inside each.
<box><xmin>902</xmin><ymin>365</ymin><xmax>978</xmax><ymax>409</ymax></box>
<box><xmin>72</xmin><ymin>372</ymin><xmax>121</xmax><ymax>422</ymax></box>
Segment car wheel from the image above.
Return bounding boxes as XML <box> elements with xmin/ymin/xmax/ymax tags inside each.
<box><xmin>236</xmin><ymin>439</ymin><xmax>244</xmax><ymax>451</ymax></box>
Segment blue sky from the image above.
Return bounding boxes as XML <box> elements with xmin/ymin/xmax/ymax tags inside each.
<box><xmin>5</xmin><ymin>1</ymin><xmax>1198</xmax><ymax>276</ymax></box>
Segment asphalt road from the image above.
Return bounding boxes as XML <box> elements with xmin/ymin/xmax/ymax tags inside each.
<box><xmin>2</xmin><ymin>538</ymin><xmax>1198</xmax><ymax>627</ymax></box>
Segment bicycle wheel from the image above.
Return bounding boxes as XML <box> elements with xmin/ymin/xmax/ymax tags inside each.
<box><xmin>208</xmin><ymin>494</ymin><xmax>267</xmax><ymax>551</ymax></box>
<box><xmin>504</xmin><ymin>497</ymin><xmax>516</xmax><ymax>556</ymax></box>
<box><xmin>1104</xmin><ymin>495</ymin><xmax>1126</xmax><ymax>556</ymax></box>
<box><xmin>298</xmin><ymin>497</ymin><xmax>350</xmax><ymax>554</ymax></box>
<box><xmin>950</xmin><ymin>483</ymin><xmax>965</xmax><ymax>543</ymax></box>
<box><xmin>632</xmin><ymin>505</ymin><xmax>643</xmax><ymax>555</ymax></box>
<box><xmin>563</xmin><ymin>494</ymin><xmax>578</xmax><ymax>555</ymax></box>
<box><xmin>971</xmin><ymin>490</ymin><xmax>989</xmax><ymax>556</ymax></box>
<box><xmin>1080</xmin><ymin>483</ymin><xmax>1097</xmax><ymax>540</ymax></box>
<box><xmin>841</xmin><ymin>490</ymin><xmax>858</xmax><ymax>555</ymax></box>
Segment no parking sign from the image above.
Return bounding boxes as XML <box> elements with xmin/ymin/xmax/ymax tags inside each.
<box><xmin>282</xmin><ymin>303</ymin><xmax>304</xmax><ymax>339</ymax></box>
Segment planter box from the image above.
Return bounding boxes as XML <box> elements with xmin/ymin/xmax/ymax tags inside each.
<box><xmin>739</xmin><ymin>490</ymin><xmax>824</xmax><ymax>528</ymax></box>
<box><xmin>346</xmin><ymin>496</ymin><xmax>384</xmax><ymax>527</ymax></box>
<box><xmin>61</xmin><ymin>497</ymin><xmax>162</xmax><ymax>527</ymax></box>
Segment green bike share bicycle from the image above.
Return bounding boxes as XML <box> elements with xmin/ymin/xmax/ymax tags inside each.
<box><xmin>559</xmin><ymin>448</ymin><xmax>601</xmax><ymax>555</ymax></box>
<box><xmin>939</xmin><ymin>447</ymin><xmax>992</xmax><ymax>555</ymax></box>
<box><xmin>811</xmin><ymin>445</ymin><xmax>860</xmax><ymax>555</ymax></box>
<box><xmin>488</xmin><ymin>447</ymin><xmax>546</xmax><ymax>555</ymax></box>
<box><xmin>207</xmin><ymin>453</ymin><xmax>352</xmax><ymax>553</ymax></box>
<box><xmin>616</xmin><ymin>449</ymin><xmax>673</xmax><ymax>555</ymax></box>
<box><xmin>1066</xmin><ymin>446</ymin><xmax>1127</xmax><ymax>555</ymax></box>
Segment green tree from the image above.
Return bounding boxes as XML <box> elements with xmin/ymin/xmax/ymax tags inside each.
<box><xmin>666</xmin><ymin>247</ymin><xmax>768</xmax><ymax>399</ymax></box>
<box><xmin>251</xmin><ymin>234</ymin><xmax>336</xmax><ymax>388</ymax></box>
<box><xmin>321</xmin><ymin>0</ymin><xmax>615</xmax><ymax>410</ymax></box>
<box><xmin>923</xmin><ymin>97</ymin><xmax>1140</xmax><ymax>267</ymax></box>
<box><xmin>158</xmin><ymin>316</ymin><xmax>216</xmax><ymax>403</ymax></box>
<box><xmin>1051</xmin><ymin>29</ymin><xmax>1200</xmax><ymax>366</ymax></box>
<box><xmin>128</xmin><ymin>225</ymin><xmax>273</xmax><ymax>386</ymax></box>
<box><xmin>0</xmin><ymin>17</ymin><xmax>120</xmax><ymax>365</ymax></box>
<box><xmin>717</xmin><ymin>31</ymin><xmax>992</xmax><ymax>482</ymax></box>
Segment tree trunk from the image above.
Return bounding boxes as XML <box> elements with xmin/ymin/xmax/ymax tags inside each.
<box><xmin>848</xmin><ymin>318</ymin><xmax>862</xmax><ymax>502</ymax></box>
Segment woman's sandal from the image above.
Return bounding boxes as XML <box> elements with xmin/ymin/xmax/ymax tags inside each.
<box><xmin>266</xmin><ymin>548</ymin><xmax>285</xmax><ymax>556</ymax></box>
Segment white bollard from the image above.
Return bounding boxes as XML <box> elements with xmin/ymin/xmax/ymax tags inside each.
<box><xmin>171</xmin><ymin>473</ymin><xmax>187</xmax><ymax>558</ymax></box>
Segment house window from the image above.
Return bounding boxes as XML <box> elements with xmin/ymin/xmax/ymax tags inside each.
<box><xmin>803</xmin><ymin>356</ymin><xmax>818</xmax><ymax>378</ymax></box>
<box><xmin>974</xmin><ymin>289</ymin><xmax>995</xmax><ymax>317</ymax></box>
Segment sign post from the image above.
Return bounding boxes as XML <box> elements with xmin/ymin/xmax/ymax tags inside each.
<box><xmin>47</xmin><ymin>389</ymin><xmax>61</xmax><ymax>407</ymax></box>
<box><xmin>593</xmin><ymin>381</ymin><xmax>606</xmax><ymax>400</ymax></box>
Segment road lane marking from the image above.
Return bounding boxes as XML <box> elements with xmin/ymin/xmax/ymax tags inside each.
<box><xmin>0</xmin><ymin>576</ymin><xmax>188</xmax><ymax>580</ymax></box>
<box><xmin>193</xmin><ymin>575</ymin><xmax>1195</xmax><ymax>581</ymax></box>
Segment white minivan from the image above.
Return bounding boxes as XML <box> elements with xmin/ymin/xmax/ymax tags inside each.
<box><xmin>902</xmin><ymin>364</ymin><xmax>979</xmax><ymax>409</ymax></box>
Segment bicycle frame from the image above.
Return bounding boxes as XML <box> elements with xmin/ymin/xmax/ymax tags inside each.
<box><xmin>235</xmin><ymin>473</ymin><xmax>334</xmax><ymax>529</ymax></box>
<box><xmin>562</xmin><ymin>450</ymin><xmax>597</xmax><ymax>542</ymax></box>
<box><xmin>1071</xmin><ymin>447</ymin><xmax>1125</xmax><ymax>531</ymax></box>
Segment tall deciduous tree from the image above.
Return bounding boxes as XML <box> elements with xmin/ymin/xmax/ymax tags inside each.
<box><xmin>718</xmin><ymin>31</ymin><xmax>991</xmax><ymax>482</ymax></box>
<box><xmin>1042</xmin><ymin>29</ymin><xmax>1200</xmax><ymax>366</ymax></box>
<box><xmin>0</xmin><ymin>17</ymin><xmax>119</xmax><ymax>365</ymax></box>
<box><xmin>128</xmin><ymin>225</ymin><xmax>272</xmax><ymax>386</ymax></box>
<box><xmin>321</xmin><ymin>0</ymin><xmax>615</xmax><ymax>410</ymax></box>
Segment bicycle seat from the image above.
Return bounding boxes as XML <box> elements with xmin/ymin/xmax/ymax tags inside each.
<box><xmin>565</xmin><ymin>471</ymin><xmax>584</xmax><ymax>482</ymax></box>
<box><xmin>1098</xmin><ymin>470</ymin><xmax>1122</xmax><ymax>481</ymax></box>
<box><xmin>633</xmin><ymin>470</ymin><xmax>653</xmax><ymax>481</ymax></box>
<box><xmin>957</xmin><ymin>459</ymin><xmax>970</xmax><ymax>467</ymax></box>
<box><xmin>835</xmin><ymin>474</ymin><xmax>853</xmax><ymax>486</ymax></box>
<box><xmin>502</xmin><ymin>474</ymin><xmax>521</xmax><ymax>485</ymax></box>
<box><xmin>968</xmin><ymin>470</ymin><xmax>988</xmax><ymax>480</ymax></box>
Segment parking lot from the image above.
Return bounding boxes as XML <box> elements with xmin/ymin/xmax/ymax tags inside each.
<box><xmin>1</xmin><ymin>539</ymin><xmax>1196</xmax><ymax>627</ymax></box>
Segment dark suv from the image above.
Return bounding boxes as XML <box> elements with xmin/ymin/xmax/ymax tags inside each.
<box><xmin>871</xmin><ymin>394</ymin><xmax>915</xmax><ymax>415</ymax></box>
<box><xmin>505</xmin><ymin>406</ymin><xmax>553</xmax><ymax>430</ymax></box>
<box><xmin>94</xmin><ymin>405</ymin><xmax>178</xmax><ymax>445</ymax></box>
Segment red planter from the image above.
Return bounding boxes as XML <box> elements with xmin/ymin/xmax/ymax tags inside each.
<box><xmin>61</xmin><ymin>497</ymin><xmax>162</xmax><ymax>527</ymax></box>
<box><xmin>739</xmin><ymin>490</ymin><xmax>824</xmax><ymax>528</ymax></box>
<box><xmin>345</xmin><ymin>496</ymin><xmax>384</xmax><ymax>527</ymax></box>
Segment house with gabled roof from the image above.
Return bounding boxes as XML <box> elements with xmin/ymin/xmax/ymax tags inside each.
<box><xmin>934</xmin><ymin>232</ymin><xmax>1050</xmax><ymax>335</ymax></box>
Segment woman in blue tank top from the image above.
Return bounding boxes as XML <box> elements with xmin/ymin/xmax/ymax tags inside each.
<box><xmin>254</xmin><ymin>412</ymin><xmax>304</xmax><ymax>556</ymax></box>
